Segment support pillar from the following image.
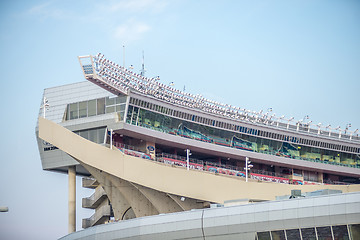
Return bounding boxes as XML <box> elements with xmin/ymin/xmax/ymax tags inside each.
<box><xmin>318</xmin><ymin>172</ymin><xmax>324</xmax><ymax>184</ymax></box>
<box><xmin>68</xmin><ymin>166</ymin><xmax>76</xmax><ymax>233</ymax></box>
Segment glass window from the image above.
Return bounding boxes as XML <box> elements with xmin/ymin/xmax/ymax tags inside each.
<box><xmin>301</xmin><ymin>228</ymin><xmax>316</xmax><ymax>240</ymax></box>
<box><xmin>116</xmin><ymin>104</ymin><xmax>126</xmax><ymax>112</ymax></box>
<box><xmin>79</xmin><ymin>130</ymin><xmax>88</xmax><ymax>140</ymax></box>
<box><xmin>64</xmin><ymin>105</ymin><xmax>69</xmax><ymax>120</ymax></box>
<box><xmin>106</xmin><ymin>97</ymin><xmax>115</xmax><ymax>106</ymax></box>
<box><xmin>257</xmin><ymin>231</ymin><xmax>271</xmax><ymax>240</ymax></box>
<box><xmin>98</xmin><ymin>128</ymin><xmax>106</xmax><ymax>144</ymax></box>
<box><xmin>349</xmin><ymin>224</ymin><xmax>360</xmax><ymax>240</ymax></box>
<box><xmin>316</xmin><ymin>226</ymin><xmax>332</xmax><ymax>240</ymax></box>
<box><xmin>332</xmin><ymin>225</ymin><xmax>349</xmax><ymax>240</ymax></box>
<box><xmin>285</xmin><ymin>229</ymin><xmax>301</xmax><ymax>240</ymax></box>
<box><xmin>119</xmin><ymin>112</ymin><xmax>125</xmax><ymax>121</ymax></box>
<box><xmin>88</xmin><ymin>99</ymin><xmax>96</xmax><ymax>117</ymax></box>
<box><xmin>88</xmin><ymin>129</ymin><xmax>97</xmax><ymax>143</ymax></box>
<box><xmin>79</xmin><ymin>101</ymin><xmax>87</xmax><ymax>118</ymax></box>
<box><xmin>97</xmin><ymin>98</ymin><xmax>105</xmax><ymax>115</ymax></box>
<box><xmin>271</xmin><ymin>230</ymin><xmax>286</xmax><ymax>240</ymax></box>
<box><xmin>69</xmin><ymin>103</ymin><xmax>78</xmax><ymax>120</ymax></box>
<box><xmin>106</xmin><ymin>106</ymin><xmax>115</xmax><ymax>113</ymax></box>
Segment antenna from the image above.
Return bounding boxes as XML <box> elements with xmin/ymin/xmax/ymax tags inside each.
<box><xmin>141</xmin><ymin>50</ymin><xmax>146</xmax><ymax>76</ymax></box>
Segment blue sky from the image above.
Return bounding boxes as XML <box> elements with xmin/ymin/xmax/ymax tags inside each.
<box><xmin>0</xmin><ymin>0</ymin><xmax>359</xmax><ymax>239</ymax></box>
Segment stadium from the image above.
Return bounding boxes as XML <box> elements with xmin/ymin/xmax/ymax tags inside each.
<box><xmin>36</xmin><ymin>53</ymin><xmax>360</xmax><ymax>239</ymax></box>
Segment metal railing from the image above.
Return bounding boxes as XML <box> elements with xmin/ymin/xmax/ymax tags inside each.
<box><xmin>114</xmin><ymin>142</ymin><xmax>343</xmax><ymax>185</ymax></box>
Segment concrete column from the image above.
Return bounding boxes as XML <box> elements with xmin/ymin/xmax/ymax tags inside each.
<box><xmin>318</xmin><ymin>172</ymin><xmax>324</xmax><ymax>184</ymax></box>
<box><xmin>68</xmin><ymin>166</ymin><xmax>76</xmax><ymax>233</ymax></box>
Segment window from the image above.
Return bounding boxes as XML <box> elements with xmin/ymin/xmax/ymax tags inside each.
<box><xmin>316</xmin><ymin>226</ymin><xmax>332</xmax><ymax>240</ymax></box>
<box><xmin>301</xmin><ymin>228</ymin><xmax>316</xmax><ymax>240</ymax></box>
<box><xmin>105</xmin><ymin>96</ymin><xmax>115</xmax><ymax>106</ymax></box>
<box><xmin>97</xmin><ymin>98</ymin><xmax>105</xmax><ymax>114</ymax></box>
<box><xmin>257</xmin><ymin>231</ymin><xmax>271</xmax><ymax>240</ymax></box>
<box><xmin>116</xmin><ymin>96</ymin><xmax>127</xmax><ymax>104</ymax></box>
<box><xmin>271</xmin><ymin>230</ymin><xmax>286</xmax><ymax>240</ymax></box>
<box><xmin>75</xmin><ymin>127</ymin><xmax>106</xmax><ymax>144</ymax></box>
<box><xmin>106</xmin><ymin>106</ymin><xmax>115</xmax><ymax>113</ymax></box>
<box><xmin>332</xmin><ymin>225</ymin><xmax>350</xmax><ymax>240</ymax></box>
<box><xmin>116</xmin><ymin>104</ymin><xmax>126</xmax><ymax>112</ymax></box>
<box><xmin>88</xmin><ymin>100</ymin><xmax>96</xmax><ymax>117</ymax></box>
<box><xmin>69</xmin><ymin>103</ymin><xmax>78</xmax><ymax>120</ymax></box>
<box><xmin>285</xmin><ymin>229</ymin><xmax>301</xmax><ymax>240</ymax></box>
<box><xmin>79</xmin><ymin>130</ymin><xmax>88</xmax><ymax>140</ymax></box>
<box><xmin>79</xmin><ymin>101</ymin><xmax>87</xmax><ymax>118</ymax></box>
<box><xmin>349</xmin><ymin>224</ymin><xmax>360</xmax><ymax>240</ymax></box>
<box><xmin>88</xmin><ymin>129</ymin><xmax>98</xmax><ymax>143</ymax></box>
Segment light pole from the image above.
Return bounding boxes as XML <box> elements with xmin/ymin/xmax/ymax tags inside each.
<box><xmin>351</xmin><ymin>129</ymin><xmax>359</xmax><ymax>140</ymax></box>
<box><xmin>287</xmin><ymin>117</ymin><xmax>294</xmax><ymax>129</ymax></box>
<box><xmin>296</xmin><ymin>120</ymin><xmax>303</xmax><ymax>131</ymax></box>
<box><xmin>317</xmin><ymin>123</ymin><xmax>322</xmax><ymax>135</ymax></box>
<box><xmin>345</xmin><ymin>123</ymin><xmax>351</xmax><ymax>134</ymax></box>
<box><xmin>307</xmin><ymin>121</ymin><xmax>312</xmax><ymax>133</ymax></box>
<box><xmin>277</xmin><ymin>115</ymin><xmax>285</xmax><ymax>127</ymax></box>
<box><xmin>326</xmin><ymin>125</ymin><xmax>331</xmax><ymax>136</ymax></box>
<box><xmin>186</xmin><ymin>149</ymin><xmax>192</xmax><ymax>171</ymax></box>
<box><xmin>244</xmin><ymin>157</ymin><xmax>253</xmax><ymax>182</ymax></box>
<box><xmin>40</xmin><ymin>97</ymin><xmax>50</xmax><ymax>118</ymax></box>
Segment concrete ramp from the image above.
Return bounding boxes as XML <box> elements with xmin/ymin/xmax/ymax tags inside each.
<box><xmin>38</xmin><ymin>117</ymin><xmax>360</xmax><ymax>204</ymax></box>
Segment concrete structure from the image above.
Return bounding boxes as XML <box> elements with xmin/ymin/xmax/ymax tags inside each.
<box><xmin>59</xmin><ymin>191</ymin><xmax>360</xmax><ymax>240</ymax></box>
<box><xmin>36</xmin><ymin>53</ymin><xmax>360</xmax><ymax>238</ymax></box>
<box><xmin>68</xmin><ymin>166</ymin><xmax>76</xmax><ymax>233</ymax></box>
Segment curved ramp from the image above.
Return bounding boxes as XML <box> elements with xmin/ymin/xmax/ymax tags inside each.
<box><xmin>38</xmin><ymin>117</ymin><xmax>360</xmax><ymax>204</ymax></box>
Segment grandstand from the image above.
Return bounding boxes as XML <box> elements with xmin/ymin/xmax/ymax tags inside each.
<box><xmin>36</xmin><ymin>53</ymin><xmax>360</xmax><ymax>239</ymax></box>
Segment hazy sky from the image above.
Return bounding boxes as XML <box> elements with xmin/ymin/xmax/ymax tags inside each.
<box><xmin>0</xmin><ymin>0</ymin><xmax>359</xmax><ymax>239</ymax></box>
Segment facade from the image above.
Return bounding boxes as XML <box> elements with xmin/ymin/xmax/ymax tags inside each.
<box><xmin>36</xmin><ymin>54</ymin><xmax>360</xmax><ymax>238</ymax></box>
